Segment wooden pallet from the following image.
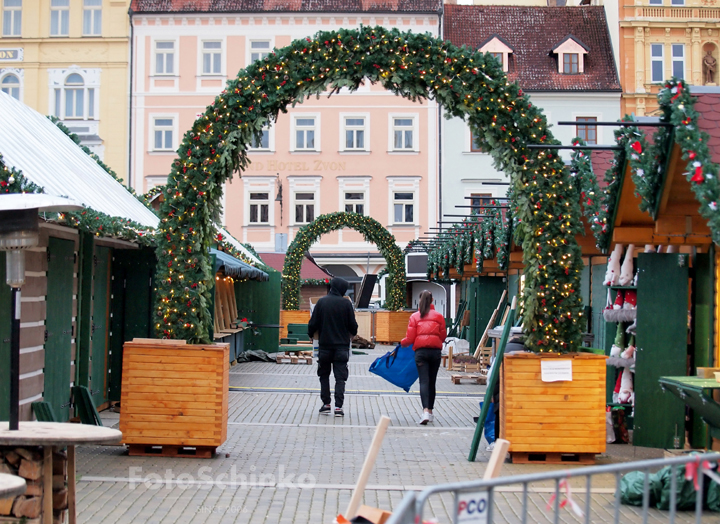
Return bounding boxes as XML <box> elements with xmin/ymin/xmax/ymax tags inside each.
<box><xmin>127</xmin><ymin>444</ymin><xmax>216</xmax><ymax>459</ymax></box>
<box><xmin>450</xmin><ymin>374</ymin><xmax>487</xmax><ymax>385</ymax></box>
<box><xmin>510</xmin><ymin>452</ymin><xmax>596</xmax><ymax>465</ymax></box>
<box><xmin>276</xmin><ymin>351</ymin><xmax>313</xmax><ymax>364</ymax></box>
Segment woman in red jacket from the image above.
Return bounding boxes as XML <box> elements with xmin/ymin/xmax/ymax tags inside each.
<box><xmin>401</xmin><ymin>290</ymin><xmax>447</xmax><ymax>425</ymax></box>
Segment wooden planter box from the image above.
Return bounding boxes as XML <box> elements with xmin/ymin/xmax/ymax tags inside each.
<box><xmin>119</xmin><ymin>339</ymin><xmax>229</xmax><ymax>457</ymax></box>
<box><xmin>501</xmin><ymin>352</ymin><xmax>606</xmax><ymax>464</ymax></box>
<box><xmin>280</xmin><ymin>310</ymin><xmax>311</xmax><ymax>340</ymax></box>
<box><xmin>375</xmin><ymin>311</ymin><xmax>413</xmax><ymax>344</ymax></box>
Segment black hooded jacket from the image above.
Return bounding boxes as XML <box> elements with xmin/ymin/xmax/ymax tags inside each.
<box><xmin>307</xmin><ymin>278</ymin><xmax>358</xmax><ymax>350</ymax></box>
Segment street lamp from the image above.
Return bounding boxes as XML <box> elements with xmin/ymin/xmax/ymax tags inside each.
<box><xmin>0</xmin><ymin>194</ymin><xmax>82</xmax><ymax>430</ymax></box>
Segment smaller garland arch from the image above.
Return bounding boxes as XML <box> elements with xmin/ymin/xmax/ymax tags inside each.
<box><xmin>281</xmin><ymin>212</ymin><xmax>406</xmax><ymax>311</ymax></box>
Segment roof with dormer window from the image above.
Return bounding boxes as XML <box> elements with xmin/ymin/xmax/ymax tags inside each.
<box><xmin>551</xmin><ymin>34</ymin><xmax>590</xmax><ymax>53</ymax></box>
<box><xmin>443</xmin><ymin>5</ymin><xmax>620</xmax><ymax>92</ymax></box>
<box><xmin>478</xmin><ymin>33</ymin><xmax>515</xmax><ymax>53</ymax></box>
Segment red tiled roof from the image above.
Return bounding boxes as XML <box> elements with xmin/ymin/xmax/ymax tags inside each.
<box><xmin>693</xmin><ymin>92</ymin><xmax>720</xmax><ymax>165</ymax></box>
<box><xmin>590</xmin><ymin>150</ymin><xmax>614</xmax><ymax>189</ymax></box>
<box><xmin>259</xmin><ymin>252</ymin><xmax>333</xmax><ymax>280</ymax></box>
<box><xmin>443</xmin><ymin>5</ymin><xmax>621</xmax><ymax>92</ymax></box>
<box><xmin>130</xmin><ymin>0</ymin><xmax>440</xmax><ymax>13</ymax></box>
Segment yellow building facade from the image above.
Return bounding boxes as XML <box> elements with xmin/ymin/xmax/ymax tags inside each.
<box><xmin>620</xmin><ymin>0</ymin><xmax>720</xmax><ymax>117</ymax></box>
<box><xmin>0</xmin><ymin>0</ymin><xmax>130</xmax><ymax>180</ymax></box>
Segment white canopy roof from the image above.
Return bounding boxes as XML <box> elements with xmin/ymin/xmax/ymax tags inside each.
<box><xmin>0</xmin><ymin>92</ymin><xmax>158</xmax><ymax>228</ymax></box>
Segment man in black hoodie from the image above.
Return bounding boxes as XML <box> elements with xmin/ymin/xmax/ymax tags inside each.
<box><xmin>308</xmin><ymin>277</ymin><xmax>358</xmax><ymax>417</ymax></box>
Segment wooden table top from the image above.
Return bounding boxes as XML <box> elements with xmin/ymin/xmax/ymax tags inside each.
<box><xmin>0</xmin><ymin>473</ymin><xmax>26</xmax><ymax>498</ymax></box>
<box><xmin>0</xmin><ymin>422</ymin><xmax>122</xmax><ymax>446</ymax></box>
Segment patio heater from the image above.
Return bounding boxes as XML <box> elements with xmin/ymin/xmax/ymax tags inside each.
<box><xmin>0</xmin><ymin>194</ymin><xmax>82</xmax><ymax>430</ymax></box>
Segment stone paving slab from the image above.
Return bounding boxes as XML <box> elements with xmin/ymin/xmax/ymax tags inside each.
<box><xmin>73</xmin><ymin>345</ymin><xmax>718</xmax><ymax>523</ymax></box>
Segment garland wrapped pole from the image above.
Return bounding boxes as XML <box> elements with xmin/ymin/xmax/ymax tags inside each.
<box><xmin>154</xmin><ymin>26</ymin><xmax>585</xmax><ymax>350</ymax></box>
<box><xmin>281</xmin><ymin>212</ymin><xmax>405</xmax><ymax>310</ymax></box>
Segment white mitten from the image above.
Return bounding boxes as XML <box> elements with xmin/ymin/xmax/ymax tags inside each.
<box><xmin>604</xmin><ymin>244</ymin><xmax>624</xmax><ymax>286</ymax></box>
<box><xmin>619</xmin><ymin>245</ymin><xmax>635</xmax><ymax>286</ymax></box>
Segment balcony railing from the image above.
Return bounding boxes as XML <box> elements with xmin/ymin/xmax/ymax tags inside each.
<box><xmin>636</xmin><ymin>6</ymin><xmax>720</xmax><ymax>20</ymax></box>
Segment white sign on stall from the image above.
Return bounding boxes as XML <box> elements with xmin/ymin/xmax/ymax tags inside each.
<box><xmin>457</xmin><ymin>490</ymin><xmax>489</xmax><ymax>524</ymax></box>
<box><xmin>540</xmin><ymin>359</ymin><xmax>573</xmax><ymax>382</ymax></box>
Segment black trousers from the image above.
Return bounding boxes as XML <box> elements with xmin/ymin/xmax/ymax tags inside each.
<box><xmin>317</xmin><ymin>348</ymin><xmax>350</xmax><ymax>408</ymax></box>
<box><xmin>414</xmin><ymin>348</ymin><xmax>442</xmax><ymax>410</ymax></box>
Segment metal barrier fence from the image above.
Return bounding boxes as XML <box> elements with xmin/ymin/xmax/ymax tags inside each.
<box><xmin>386</xmin><ymin>453</ymin><xmax>720</xmax><ymax>524</ymax></box>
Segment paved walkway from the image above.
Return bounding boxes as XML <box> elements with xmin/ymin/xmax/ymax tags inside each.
<box><xmin>75</xmin><ymin>346</ymin><xmax>716</xmax><ymax>523</ymax></box>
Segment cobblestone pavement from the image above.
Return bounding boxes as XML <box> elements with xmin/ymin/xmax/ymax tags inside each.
<box><xmin>75</xmin><ymin>346</ymin><xmax>716</xmax><ymax>523</ymax></box>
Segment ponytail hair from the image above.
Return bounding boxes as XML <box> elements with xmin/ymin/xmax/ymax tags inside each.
<box><xmin>418</xmin><ymin>291</ymin><xmax>433</xmax><ymax>318</ymax></box>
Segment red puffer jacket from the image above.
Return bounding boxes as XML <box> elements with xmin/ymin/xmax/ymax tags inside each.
<box><xmin>401</xmin><ymin>305</ymin><xmax>447</xmax><ymax>350</ymax></box>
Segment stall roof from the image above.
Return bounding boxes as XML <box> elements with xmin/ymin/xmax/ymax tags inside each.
<box><xmin>0</xmin><ymin>92</ymin><xmax>159</xmax><ymax>228</ymax></box>
<box><xmin>211</xmin><ymin>249</ymin><xmax>269</xmax><ymax>281</ymax></box>
<box><xmin>215</xmin><ymin>225</ymin><xmax>264</xmax><ymax>267</ymax></box>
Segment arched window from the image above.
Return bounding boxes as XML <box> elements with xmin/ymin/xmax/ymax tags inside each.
<box><xmin>1</xmin><ymin>73</ymin><xmax>20</xmax><ymax>100</ymax></box>
<box><xmin>54</xmin><ymin>72</ymin><xmax>95</xmax><ymax>120</ymax></box>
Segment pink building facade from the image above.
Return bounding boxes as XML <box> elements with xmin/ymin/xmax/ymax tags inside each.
<box><xmin>129</xmin><ymin>1</ymin><xmax>441</xmax><ymax>302</ymax></box>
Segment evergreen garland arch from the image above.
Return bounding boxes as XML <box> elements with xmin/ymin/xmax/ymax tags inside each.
<box><xmin>281</xmin><ymin>212</ymin><xmax>405</xmax><ymax>310</ymax></box>
<box><xmin>156</xmin><ymin>25</ymin><xmax>584</xmax><ymax>352</ymax></box>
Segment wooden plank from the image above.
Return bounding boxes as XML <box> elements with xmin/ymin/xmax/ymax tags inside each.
<box><xmin>124</xmin><ymin>361</ymin><xmax>221</xmax><ymax>372</ymax></box>
<box><xmin>122</xmin><ymin>392</ymin><xmax>222</xmax><ymax>402</ymax></box>
<box><xmin>122</xmin><ymin>384</ymin><xmax>220</xmax><ymax>395</ymax></box>
<box><xmin>504</xmin><ymin>429</ymin><xmax>602</xmax><ymax>438</ymax></box>
<box><xmin>121</xmin><ymin>398</ymin><xmax>224</xmax><ymax>408</ymax></box>
<box><xmin>121</xmin><ymin>413</ymin><xmax>219</xmax><ymax>423</ymax></box>
<box><xmin>124</xmin><ymin>377</ymin><xmax>220</xmax><ymax>387</ymax></box>
<box><xmin>511</xmin><ymin>452</ymin><xmax>596</xmax><ymax>465</ymax></box>
<box><xmin>122</xmin><ymin>421</ymin><xmax>223</xmax><ymax>432</ymax></box>
<box><xmin>123</xmin><ymin>436</ymin><xmax>219</xmax><ymax>445</ymax></box>
<box><xmin>504</xmin><ymin>415</ymin><xmax>602</xmax><ymax>424</ymax></box>
<box><xmin>124</xmin><ymin>354</ymin><xmax>220</xmax><ymax>365</ymax></box>
<box><xmin>121</xmin><ymin>407</ymin><xmax>215</xmax><ymax>417</ymax></box>
<box><xmin>123</xmin><ymin>369</ymin><xmax>221</xmax><ymax>379</ymax></box>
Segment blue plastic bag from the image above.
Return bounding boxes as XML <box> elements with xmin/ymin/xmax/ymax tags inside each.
<box><xmin>369</xmin><ymin>344</ymin><xmax>418</xmax><ymax>392</ymax></box>
<box><xmin>480</xmin><ymin>401</ymin><xmax>496</xmax><ymax>444</ymax></box>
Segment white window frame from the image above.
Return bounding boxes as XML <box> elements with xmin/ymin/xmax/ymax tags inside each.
<box><xmin>292</xmin><ymin>191</ymin><xmax>317</xmax><ymax>225</ymax></box>
<box><xmin>648</xmin><ymin>0</ymin><xmax>663</xmax><ymax>4</ymax></box>
<box><xmin>249</xmin><ymin>192</ymin><xmax>270</xmax><ymax>224</ymax></box>
<box><xmin>392</xmin><ymin>191</ymin><xmax>416</xmax><ymax>225</ymax></box>
<box><xmin>249</xmin><ymin>125</ymin><xmax>273</xmax><ymax>151</ymax></box>
<box><xmin>53</xmin><ymin>73</ymin><xmax>96</xmax><ymax>120</ymax></box>
<box><xmin>150</xmin><ymin>115</ymin><xmax>176</xmax><ymax>152</ymax></box>
<box><xmin>389</xmin><ymin>114</ymin><xmax>418</xmax><ymax>152</ymax></box>
<box><xmin>2</xmin><ymin>0</ymin><xmax>21</xmax><ymax>37</ymax></box>
<box><xmin>340</xmin><ymin>113</ymin><xmax>369</xmax><ymax>152</ymax></box>
<box><xmin>153</xmin><ymin>40</ymin><xmax>177</xmax><ymax>76</ymax></box>
<box><xmin>249</xmin><ymin>39</ymin><xmax>272</xmax><ymax>64</ymax></box>
<box><xmin>50</xmin><ymin>0</ymin><xmax>69</xmax><ymax>37</ymax></box>
<box><xmin>0</xmin><ymin>69</ymin><xmax>21</xmax><ymax>100</ymax></box>
<box><xmin>200</xmin><ymin>39</ymin><xmax>224</xmax><ymax>76</ymax></box>
<box><xmin>48</xmin><ymin>68</ymin><xmax>100</xmax><ymax>123</ymax></box>
<box><xmin>82</xmin><ymin>0</ymin><xmax>101</xmax><ymax>36</ymax></box>
<box><xmin>243</xmin><ymin>177</ymin><xmax>276</xmax><ymax>229</ymax></box>
<box><xmin>650</xmin><ymin>43</ymin><xmax>664</xmax><ymax>83</ymax></box>
<box><xmin>343</xmin><ymin>191</ymin><xmax>366</xmax><ymax>215</ymax></box>
<box><xmin>291</xmin><ymin>114</ymin><xmax>320</xmax><ymax>152</ymax></box>
<box><xmin>671</xmin><ymin>43</ymin><xmax>685</xmax><ymax>80</ymax></box>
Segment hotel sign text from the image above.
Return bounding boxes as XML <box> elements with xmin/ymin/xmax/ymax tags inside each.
<box><xmin>0</xmin><ymin>48</ymin><xmax>23</xmax><ymax>62</ymax></box>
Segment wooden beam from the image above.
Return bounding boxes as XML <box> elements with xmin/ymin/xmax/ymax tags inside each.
<box><xmin>509</xmin><ymin>252</ymin><xmax>524</xmax><ymax>262</ymax></box>
<box><xmin>655</xmin><ymin>215</ymin><xmax>711</xmax><ymax>237</ymax></box>
<box><xmin>612</xmin><ymin>227</ymin><xmax>655</xmax><ymax>244</ymax></box>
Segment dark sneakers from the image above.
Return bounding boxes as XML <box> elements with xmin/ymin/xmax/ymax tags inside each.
<box><xmin>334</xmin><ymin>407</ymin><xmax>344</xmax><ymax>417</ymax></box>
<box><xmin>319</xmin><ymin>404</ymin><xmax>331</xmax><ymax>415</ymax></box>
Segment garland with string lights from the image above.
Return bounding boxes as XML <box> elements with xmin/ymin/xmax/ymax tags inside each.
<box><xmin>154</xmin><ymin>26</ymin><xmax>584</xmax><ymax>351</ymax></box>
<box><xmin>593</xmin><ymin>122</ymin><xmax>649</xmax><ymax>252</ymax></box>
<box><xmin>650</xmin><ymin>79</ymin><xmax>720</xmax><ymax>242</ymax></box>
<box><xmin>281</xmin><ymin>212</ymin><xmax>405</xmax><ymax>310</ymax></box>
<box><xmin>0</xmin><ymin>154</ymin><xmax>43</xmax><ymax>194</ymax></box>
<box><xmin>569</xmin><ymin>138</ymin><xmax>603</xmax><ymax>239</ymax></box>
